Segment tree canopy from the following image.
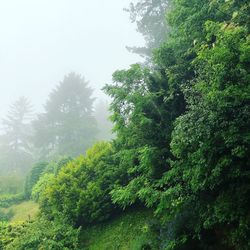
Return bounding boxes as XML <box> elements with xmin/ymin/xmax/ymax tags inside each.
<box><xmin>33</xmin><ymin>72</ymin><xmax>98</xmax><ymax>159</ymax></box>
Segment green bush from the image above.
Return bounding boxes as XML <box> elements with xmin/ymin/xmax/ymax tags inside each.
<box><xmin>0</xmin><ymin>193</ymin><xmax>25</xmax><ymax>208</ymax></box>
<box><xmin>0</xmin><ymin>217</ymin><xmax>79</xmax><ymax>250</ymax></box>
<box><xmin>39</xmin><ymin>142</ymin><xmax>119</xmax><ymax>226</ymax></box>
<box><xmin>31</xmin><ymin>157</ymin><xmax>73</xmax><ymax>202</ymax></box>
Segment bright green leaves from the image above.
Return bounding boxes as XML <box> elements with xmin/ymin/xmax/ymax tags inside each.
<box><xmin>37</xmin><ymin>142</ymin><xmax>119</xmax><ymax>226</ymax></box>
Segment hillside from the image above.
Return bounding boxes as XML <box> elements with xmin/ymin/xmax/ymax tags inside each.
<box><xmin>80</xmin><ymin>209</ymin><xmax>159</xmax><ymax>250</ymax></box>
<box><xmin>1</xmin><ymin>201</ymin><xmax>39</xmax><ymax>222</ymax></box>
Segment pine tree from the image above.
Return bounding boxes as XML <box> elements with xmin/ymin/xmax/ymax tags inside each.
<box><xmin>0</xmin><ymin>97</ymin><xmax>34</xmax><ymax>175</ymax></box>
<box><xmin>33</xmin><ymin>72</ymin><xmax>98</xmax><ymax>159</ymax></box>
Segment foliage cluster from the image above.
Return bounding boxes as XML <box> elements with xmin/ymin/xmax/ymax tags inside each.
<box><xmin>102</xmin><ymin>0</ymin><xmax>250</xmax><ymax>249</ymax></box>
<box><xmin>1</xmin><ymin>1</ymin><xmax>249</xmax><ymax>249</ymax></box>
<box><xmin>33</xmin><ymin>72</ymin><xmax>98</xmax><ymax>159</ymax></box>
<box><xmin>0</xmin><ymin>193</ymin><xmax>25</xmax><ymax>209</ymax></box>
<box><xmin>0</xmin><ymin>218</ymin><xmax>79</xmax><ymax>250</ymax></box>
<box><xmin>36</xmin><ymin>142</ymin><xmax>120</xmax><ymax>226</ymax></box>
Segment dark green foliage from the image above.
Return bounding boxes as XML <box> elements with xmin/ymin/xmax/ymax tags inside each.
<box><xmin>159</xmin><ymin>21</ymin><xmax>250</xmax><ymax>249</ymax></box>
<box><xmin>4</xmin><ymin>1</ymin><xmax>248</xmax><ymax>249</ymax></box>
<box><xmin>104</xmin><ymin>0</ymin><xmax>250</xmax><ymax>249</ymax></box>
<box><xmin>104</xmin><ymin>62</ymin><xmax>185</xmax><ymax>209</ymax></box>
<box><xmin>24</xmin><ymin>162</ymin><xmax>48</xmax><ymax>198</ymax></box>
<box><xmin>33</xmin><ymin>72</ymin><xmax>98</xmax><ymax>159</ymax></box>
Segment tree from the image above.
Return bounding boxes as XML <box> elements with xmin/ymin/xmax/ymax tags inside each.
<box><xmin>33</xmin><ymin>72</ymin><xmax>98</xmax><ymax>159</ymax></box>
<box><xmin>125</xmin><ymin>0</ymin><xmax>170</xmax><ymax>61</ymax></box>
<box><xmin>24</xmin><ymin>161</ymin><xmax>48</xmax><ymax>198</ymax></box>
<box><xmin>104</xmin><ymin>63</ymin><xmax>185</xmax><ymax>210</ymax></box>
<box><xmin>105</xmin><ymin>0</ymin><xmax>250</xmax><ymax>249</ymax></box>
<box><xmin>0</xmin><ymin>97</ymin><xmax>34</xmax><ymax>176</ymax></box>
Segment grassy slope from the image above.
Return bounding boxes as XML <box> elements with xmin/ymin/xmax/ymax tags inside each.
<box><xmin>1</xmin><ymin>200</ymin><xmax>39</xmax><ymax>222</ymax></box>
<box><xmin>80</xmin><ymin>209</ymin><xmax>159</xmax><ymax>250</ymax></box>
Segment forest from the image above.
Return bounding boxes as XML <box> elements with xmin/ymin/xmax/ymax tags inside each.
<box><xmin>0</xmin><ymin>0</ymin><xmax>249</xmax><ymax>249</ymax></box>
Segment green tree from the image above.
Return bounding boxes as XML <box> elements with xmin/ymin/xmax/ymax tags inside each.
<box><xmin>153</xmin><ymin>1</ymin><xmax>250</xmax><ymax>249</ymax></box>
<box><xmin>161</xmin><ymin>22</ymin><xmax>250</xmax><ymax>250</ymax></box>
<box><xmin>104</xmin><ymin>63</ymin><xmax>185</xmax><ymax>209</ymax></box>
<box><xmin>105</xmin><ymin>0</ymin><xmax>250</xmax><ymax>249</ymax></box>
<box><xmin>33</xmin><ymin>72</ymin><xmax>98</xmax><ymax>159</ymax></box>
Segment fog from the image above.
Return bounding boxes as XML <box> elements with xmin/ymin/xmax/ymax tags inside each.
<box><xmin>0</xmin><ymin>0</ymin><xmax>144</xmax><ymax>117</ymax></box>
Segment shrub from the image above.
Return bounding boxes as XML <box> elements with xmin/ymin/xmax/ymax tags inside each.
<box><xmin>0</xmin><ymin>193</ymin><xmax>25</xmax><ymax>208</ymax></box>
<box><xmin>0</xmin><ymin>217</ymin><xmax>79</xmax><ymax>250</ymax></box>
<box><xmin>39</xmin><ymin>142</ymin><xmax>120</xmax><ymax>226</ymax></box>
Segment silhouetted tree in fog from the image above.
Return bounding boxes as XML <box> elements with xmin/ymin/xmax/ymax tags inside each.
<box><xmin>33</xmin><ymin>72</ymin><xmax>98</xmax><ymax>159</ymax></box>
<box><xmin>0</xmin><ymin>96</ymin><xmax>34</xmax><ymax>175</ymax></box>
<box><xmin>125</xmin><ymin>0</ymin><xmax>170</xmax><ymax>60</ymax></box>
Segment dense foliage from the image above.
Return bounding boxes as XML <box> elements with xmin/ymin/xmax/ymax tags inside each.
<box><xmin>38</xmin><ymin>142</ymin><xmax>119</xmax><ymax>226</ymax></box>
<box><xmin>104</xmin><ymin>0</ymin><xmax>250</xmax><ymax>249</ymax></box>
<box><xmin>1</xmin><ymin>1</ymin><xmax>249</xmax><ymax>249</ymax></box>
<box><xmin>0</xmin><ymin>218</ymin><xmax>79</xmax><ymax>250</ymax></box>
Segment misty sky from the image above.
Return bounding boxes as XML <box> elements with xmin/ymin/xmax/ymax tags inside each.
<box><xmin>0</xmin><ymin>0</ymin><xmax>144</xmax><ymax>117</ymax></box>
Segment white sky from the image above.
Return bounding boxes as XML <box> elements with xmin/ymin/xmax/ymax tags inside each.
<box><xmin>0</xmin><ymin>0</ymin><xmax>144</xmax><ymax>117</ymax></box>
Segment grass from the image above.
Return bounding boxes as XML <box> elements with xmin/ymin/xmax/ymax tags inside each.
<box><xmin>1</xmin><ymin>200</ymin><xmax>39</xmax><ymax>222</ymax></box>
<box><xmin>80</xmin><ymin>208</ymin><xmax>159</xmax><ymax>250</ymax></box>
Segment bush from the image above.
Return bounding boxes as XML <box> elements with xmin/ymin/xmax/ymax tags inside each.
<box><xmin>39</xmin><ymin>142</ymin><xmax>120</xmax><ymax>226</ymax></box>
<box><xmin>0</xmin><ymin>217</ymin><xmax>79</xmax><ymax>250</ymax></box>
<box><xmin>31</xmin><ymin>157</ymin><xmax>73</xmax><ymax>202</ymax></box>
<box><xmin>0</xmin><ymin>193</ymin><xmax>25</xmax><ymax>208</ymax></box>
